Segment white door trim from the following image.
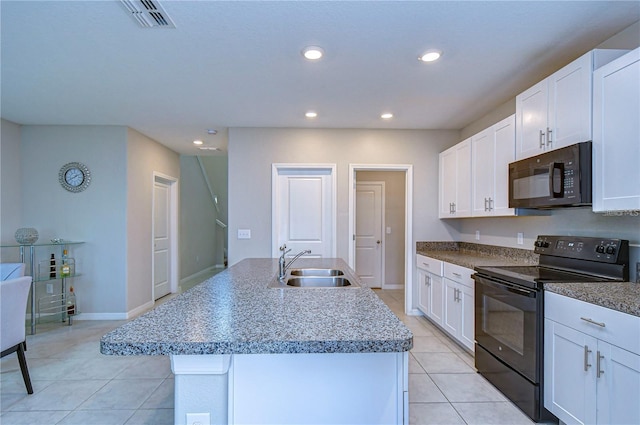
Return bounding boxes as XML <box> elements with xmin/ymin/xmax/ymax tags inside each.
<box><xmin>348</xmin><ymin>164</ymin><xmax>413</xmax><ymax>315</ymax></box>
<box><xmin>152</xmin><ymin>172</ymin><xmax>179</xmax><ymax>300</ymax></box>
<box><xmin>271</xmin><ymin>163</ymin><xmax>337</xmax><ymax>258</ymax></box>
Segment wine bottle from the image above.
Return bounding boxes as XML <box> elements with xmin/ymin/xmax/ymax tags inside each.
<box><xmin>49</xmin><ymin>253</ymin><xmax>56</xmax><ymax>279</ymax></box>
<box><xmin>67</xmin><ymin>286</ymin><xmax>76</xmax><ymax>316</ymax></box>
<box><xmin>61</xmin><ymin>249</ymin><xmax>70</xmax><ymax>277</ymax></box>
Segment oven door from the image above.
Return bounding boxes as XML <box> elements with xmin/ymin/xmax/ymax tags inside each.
<box><xmin>474</xmin><ymin>274</ymin><xmax>539</xmax><ymax>382</ymax></box>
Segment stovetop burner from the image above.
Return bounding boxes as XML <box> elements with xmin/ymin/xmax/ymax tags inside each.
<box><xmin>475</xmin><ymin>235</ymin><xmax>630</xmax><ymax>289</ymax></box>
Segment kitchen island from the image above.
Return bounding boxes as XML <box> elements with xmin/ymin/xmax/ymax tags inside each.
<box><xmin>101</xmin><ymin>258</ymin><xmax>413</xmax><ymax>425</ymax></box>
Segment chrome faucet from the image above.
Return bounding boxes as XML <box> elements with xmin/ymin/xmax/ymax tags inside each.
<box><xmin>278</xmin><ymin>244</ymin><xmax>311</xmax><ymax>281</ymax></box>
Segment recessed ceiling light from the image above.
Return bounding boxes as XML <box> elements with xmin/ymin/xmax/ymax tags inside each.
<box><xmin>199</xmin><ymin>146</ymin><xmax>221</xmax><ymax>151</ymax></box>
<box><xmin>305</xmin><ymin>111</ymin><xmax>318</xmax><ymax>118</ymax></box>
<box><xmin>302</xmin><ymin>46</ymin><xmax>324</xmax><ymax>60</ymax></box>
<box><xmin>193</xmin><ymin>140</ymin><xmax>203</xmax><ymax>145</ymax></box>
<box><xmin>418</xmin><ymin>49</ymin><xmax>442</xmax><ymax>62</ymax></box>
<box><xmin>206</xmin><ymin>129</ymin><xmax>217</xmax><ymax>135</ymax></box>
<box><xmin>381</xmin><ymin>113</ymin><xmax>394</xmax><ymax>119</ymax></box>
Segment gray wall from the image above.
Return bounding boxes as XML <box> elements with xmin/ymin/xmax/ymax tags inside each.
<box><xmin>0</xmin><ymin>119</ymin><xmax>23</xmax><ymax>249</ymax></box>
<box><xmin>1</xmin><ymin>124</ymin><xmax>180</xmax><ymax>317</ymax></box>
<box><xmin>357</xmin><ymin>171</ymin><xmax>405</xmax><ymax>286</ymax></box>
<box><xmin>227</xmin><ymin>128</ymin><xmax>460</xmax><ymax>266</ymax></box>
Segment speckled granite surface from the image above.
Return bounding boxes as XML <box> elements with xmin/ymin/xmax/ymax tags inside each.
<box><xmin>545</xmin><ymin>282</ymin><xmax>640</xmax><ymax>317</ymax></box>
<box><xmin>416</xmin><ymin>241</ymin><xmax>538</xmax><ymax>269</ymax></box>
<box><xmin>100</xmin><ymin>258</ymin><xmax>413</xmax><ymax>356</ymax></box>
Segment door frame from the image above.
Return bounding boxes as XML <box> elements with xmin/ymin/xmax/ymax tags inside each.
<box><xmin>271</xmin><ymin>163</ymin><xmax>337</xmax><ymax>258</ymax></box>
<box><xmin>348</xmin><ymin>164</ymin><xmax>413</xmax><ymax>315</ymax></box>
<box><xmin>355</xmin><ymin>181</ymin><xmax>386</xmax><ymax>288</ymax></box>
<box><xmin>152</xmin><ymin>172</ymin><xmax>179</xmax><ymax>300</ymax></box>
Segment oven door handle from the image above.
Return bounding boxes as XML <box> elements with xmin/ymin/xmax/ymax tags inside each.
<box><xmin>476</xmin><ymin>276</ymin><xmax>536</xmax><ymax>297</ymax></box>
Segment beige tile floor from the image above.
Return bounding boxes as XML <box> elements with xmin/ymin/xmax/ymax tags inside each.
<box><xmin>1</xmin><ymin>284</ymin><xmax>534</xmax><ymax>425</ymax></box>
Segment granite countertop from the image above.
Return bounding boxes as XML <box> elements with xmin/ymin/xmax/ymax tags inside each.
<box><xmin>416</xmin><ymin>241</ymin><xmax>539</xmax><ymax>269</ymax></box>
<box><xmin>545</xmin><ymin>281</ymin><xmax>640</xmax><ymax>317</ymax></box>
<box><xmin>100</xmin><ymin>258</ymin><xmax>413</xmax><ymax>356</ymax></box>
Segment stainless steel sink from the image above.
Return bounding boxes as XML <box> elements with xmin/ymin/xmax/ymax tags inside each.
<box><xmin>290</xmin><ymin>268</ymin><xmax>344</xmax><ymax>277</ymax></box>
<box><xmin>286</xmin><ymin>276</ymin><xmax>353</xmax><ymax>287</ymax></box>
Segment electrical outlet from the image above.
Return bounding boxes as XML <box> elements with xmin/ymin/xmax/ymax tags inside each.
<box><xmin>636</xmin><ymin>262</ymin><xmax>640</xmax><ymax>283</ymax></box>
<box><xmin>186</xmin><ymin>412</ymin><xmax>210</xmax><ymax>425</ymax></box>
<box><xmin>475</xmin><ymin>230</ymin><xmax>480</xmax><ymax>241</ymax></box>
<box><xmin>46</xmin><ymin>283</ymin><xmax>54</xmax><ymax>294</ymax></box>
<box><xmin>237</xmin><ymin>229</ymin><xmax>251</xmax><ymax>239</ymax></box>
<box><xmin>517</xmin><ymin>232</ymin><xmax>524</xmax><ymax>245</ymax></box>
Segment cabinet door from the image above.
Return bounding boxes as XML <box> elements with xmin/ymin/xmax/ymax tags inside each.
<box><xmin>544</xmin><ymin>319</ymin><xmax>597</xmax><ymax>425</ymax></box>
<box><xmin>439</xmin><ymin>146</ymin><xmax>457</xmax><ymax>217</ymax></box>
<box><xmin>471</xmin><ymin>128</ymin><xmax>494</xmax><ymax>217</ymax></box>
<box><xmin>597</xmin><ymin>341</ymin><xmax>640</xmax><ymax>425</ymax></box>
<box><xmin>516</xmin><ymin>80</ymin><xmax>548</xmax><ymax>160</ymax></box>
<box><xmin>491</xmin><ymin>115</ymin><xmax>516</xmax><ymax>216</ymax></box>
<box><xmin>417</xmin><ymin>268</ymin><xmax>430</xmax><ymax>316</ymax></box>
<box><xmin>593</xmin><ymin>47</ymin><xmax>640</xmax><ymax>212</ymax></box>
<box><xmin>429</xmin><ymin>274</ymin><xmax>444</xmax><ymax>326</ymax></box>
<box><xmin>443</xmin><ymin>279</ymin><xmax>460</xmax><ymax>338</ymax></box>
<box><xmin>548</xmin><ymin>52</ymin><xmax>593</xmax><ymax>151</ymax></box>
<box><xmin>455</xmin><ymin>139</ymin><xmax>472</xmax><ymax>217</ymax></box>
<box><xmin>458</xmin><ymin>283</ymin><xmax>474</xmax><ymax>351</ymax></box>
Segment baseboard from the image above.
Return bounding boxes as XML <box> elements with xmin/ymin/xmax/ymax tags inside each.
<box><xmin>382</xmin><ymin>284</ymin><xmax>404</xmax><ymax>290</ymax></box>
<box><xmin>73</xmin><ymin>300</ymin><xmax>155</xmax><ymax>321</ymax></box>
<box><xmin>180</xmin><ymin>265</ymin><xmax>220</xmax><ymax>285</ymax></box>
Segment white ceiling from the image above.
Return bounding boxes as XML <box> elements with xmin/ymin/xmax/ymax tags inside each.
<box><xmin>2</xmin><ymin>1</ymin><xmax>639</xmax><ymax>155</ymax></box>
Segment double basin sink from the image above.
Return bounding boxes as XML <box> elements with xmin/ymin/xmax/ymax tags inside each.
<box><xmin>269</xmin><ymin>268</ymin><xmax>359</xmax><ymax>288</ymax></box>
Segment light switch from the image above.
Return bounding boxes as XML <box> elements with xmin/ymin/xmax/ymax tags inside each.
<box><xmin>186</xmin><ymin>412</ymin><xmax>210</xmax><ymax>425</ymax></box>
<box><xmin>517</xmin><ymin>232</ymin><xmax>524</xmax><ymax>245</ymax></box>
<box><xmin>386</xmin><ymin>226</ymin><xmax>391</xmax><ymax>234</ymax></box>
<box><xmin>237</xmin><ymin>229</ymin><xmax>251</xmax><ymax>239</ymax></box>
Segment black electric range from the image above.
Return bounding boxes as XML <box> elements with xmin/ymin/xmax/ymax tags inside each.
<box><xmin>473</xmin><ymin>235</ymin><xmax>629</xmax><ymax>423</ymax></box>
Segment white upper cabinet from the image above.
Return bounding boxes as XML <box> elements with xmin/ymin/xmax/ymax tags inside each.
<box><xmin>516</xmin><ymin>49</ymin><xmax>629</xmax><ymax>161</ymax></box>
<box><xmin>471</xmin><ymin>115</ymin><xmax>516</xmax><ymax>217</ymax></box>
<box><xmin>439</xmin><ymin>139</ymin><xmax>471</xmax><ymax>218</ymax></box>
<box><xmin>593</xmin><ymin>47</ymin><xmax>640</xmax><ymax>213</ymax></box>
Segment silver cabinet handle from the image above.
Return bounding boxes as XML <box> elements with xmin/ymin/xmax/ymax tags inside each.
<box><xmin>422</xmin><ymin>262</ymin><xmax>430</xmax><ymax>268</ymax></box>
<box><xmin>488</xmin><ymin>197</ymin><xmax>493</xmax><ymax>211</ymax></box>
<box><xmin>584</xmin><ymin>345</ymin><xmax>592</xmax><ymax>371</ymax></box>
<box><xmin>597</xmin><ymin>351</ymin><xmax>605</xmax><ymax>378</ymax></box>
<box><xmin>580</xmin><ymin>317</ymin><xmax>606</xmax><ymax>328</ymax></box>
<box><xmin>546</xmin><ymin>128</ymin><xmax>553</xmax><ymax>146</ymax></box>
<box><xmin>452</xmin><ymin>272</ymin><xmax>462</xmax><ymax>278</ymax></box>
<box><xmin>484</xmin><ymin>198</ymin><xmax>489</xmax><ymax>211</ymax></box>
<box><xmin>539</xmin><ymin>130</ymin><xmax>546</xmax><ymax>148</ymax></box>
<box><xmin>451</xmin><ymin>202</ymin><xmax>456</xmax><ymax>214</ymax></box>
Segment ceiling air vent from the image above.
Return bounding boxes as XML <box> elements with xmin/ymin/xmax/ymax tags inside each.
<box><xmin>120</xmin><ymin>0</ymin><xmax>176</xmax><ymax>28</ymax></box>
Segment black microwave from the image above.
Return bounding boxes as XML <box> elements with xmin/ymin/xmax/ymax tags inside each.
<box><xmin>508</xmin><ymin>142</ymin><xmax>592</xmax><ymax>209</ymax></box>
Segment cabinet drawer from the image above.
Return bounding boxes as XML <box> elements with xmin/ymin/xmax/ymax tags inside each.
<box><xmin>416</xmin><ymin>255</ymin><xmax>443</xmax><ymax>275</ymax></box>
<box><xmin>443</xmin><ymin>263</ymin><xmax>474</xmax><ymax>288</ymax></box>
<box><xmin>545</xmin><ymin>291</ymin><xmax>640</xmax><ymax>354</ymax></box>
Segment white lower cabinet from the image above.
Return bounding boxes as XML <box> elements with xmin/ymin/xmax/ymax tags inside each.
<box><xmin>544</xmin><ymin>292</ymin><xmax>640</xmax><ymax>425</ymax></box>
<box><xmin>416</xmin><ymin>255</ymin><xmax>444</xmax><ymax>326</ymax></box>
<box><xmin>442</xmin><ymin>270</ymin><xmax>474</xmax><ymax>352</ymax></box>
<box><xmin>416</xmin><ymin>255</ymin><xmax>474</xmax><ymax>351</ymax></box>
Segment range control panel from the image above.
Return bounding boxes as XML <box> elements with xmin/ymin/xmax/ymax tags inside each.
<box><xmin>534</xmin><ymin>235</ymin><xmax>629</xmax><ymax>264</ymax></box>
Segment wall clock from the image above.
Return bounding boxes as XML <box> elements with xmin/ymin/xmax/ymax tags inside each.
<box><xmin>59</xmin><ymin>162</ymin><xmax>91</xmax><ymax>193</ymax></box>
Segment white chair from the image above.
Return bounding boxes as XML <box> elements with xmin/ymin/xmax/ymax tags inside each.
<box><xmin>1</xmin><ymin>276</ymin><xmax>34</xmax><ymax>394</ymax></box>
<box><xmin>0</xmin><ymin>263</ymin><xmax>26</xmax><ymax>280</ymax></box>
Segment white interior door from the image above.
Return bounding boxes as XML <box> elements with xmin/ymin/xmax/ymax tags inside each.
<box><xmin>355</xmin><ymin>182</ymin><xmax>384</xmax><ymax>288</ymax></box>
<box><xmin>153</xmin><ymin>180</ymin><xmax>171</xmax><ymax>300</ymax></box>
<box><xmin>272</xmin><ymin>165</ymin><xmax>336</xmax><ymax>258</ymax></box>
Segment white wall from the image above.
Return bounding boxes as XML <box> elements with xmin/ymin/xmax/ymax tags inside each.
<box><xmin>126</xmin><ymin>128</ymin><xmax>180</xmax><ymax>312</ymax></box>
<box><xmin>227</xmin><ymin>128</ymin><xmax>460</xmax><ymax>266</ymax></box>
<box><xmin>0</xmin><ymin>119</ymin><xmax>23</xmax><ymax>249</ymax></box>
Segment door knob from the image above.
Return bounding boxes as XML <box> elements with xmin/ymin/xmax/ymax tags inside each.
<box><xmin>377</xmin><ymin>240</ymin><xmax>381</xmax><ymax>244</ymax></box>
